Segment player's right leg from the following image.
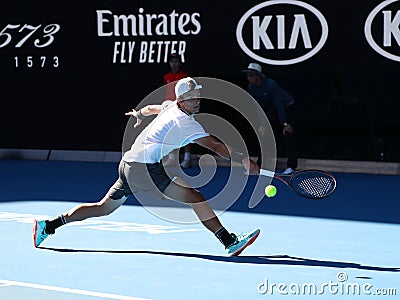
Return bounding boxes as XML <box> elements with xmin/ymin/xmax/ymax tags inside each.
<box><xmin>163</xmin><ymin>177</ymin><xmax>260</xmax><ymax>256</ymax></box>
<box><xmin>163</xmin><ymin>177</ymin><xmax>223</xmax><ymax>233</ymax></box>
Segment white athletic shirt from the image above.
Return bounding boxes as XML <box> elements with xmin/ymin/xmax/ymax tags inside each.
<box><xmin>122</xmin><ymin>101</ymin><xmax>209</xmax><ymax>163</ymax></box>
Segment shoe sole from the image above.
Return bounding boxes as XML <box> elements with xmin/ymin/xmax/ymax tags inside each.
<box><xmin>32</xmin><ymin>219</ymin><xmax>38</xmax><ymax>248</ymax></box>
<box><xmin>230</xmin><ymin>229</ymin><xmax>260</xmax><ymax>257</ymax></box>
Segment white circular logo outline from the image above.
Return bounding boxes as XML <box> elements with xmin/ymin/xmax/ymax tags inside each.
<box><xmin>365</xmin><ymin>0</ymin><xmax>400</xmax><ymax>62</ymax></box>
<box><xmin>236</xmin><ymin>0</ymin><xmax>329</xmax><ymax>65</ymax></box>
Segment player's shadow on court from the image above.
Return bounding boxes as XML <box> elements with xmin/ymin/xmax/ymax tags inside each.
<box><xmin>39</xmin><ymin>247</ymin><xmax>399</xmax><ymax>273</ymax></box>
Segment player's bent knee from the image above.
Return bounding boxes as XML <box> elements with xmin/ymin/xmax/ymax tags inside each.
<box><xmin>185</xmin><ymin>189</ymin><xmax>206</xmax><ymax>204</ymax></box>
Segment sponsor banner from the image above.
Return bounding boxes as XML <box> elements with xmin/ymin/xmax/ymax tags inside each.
<box><xmin>2</xmin><ymin>0</ymin><xmax>400</xmax><ymax>73</ymax></box>
<box><xmin>236</xmin><ymin>0</ymin><xmax>329</xmax><ymax>65</ymax></box>
<box><xmin>0</xmin><ymin>0</ymin><xmax>399</xmax><ymax>160</ymax></box>
<box><xmin>365</xmin><ymin>0</ymin><xmax>400</xmax><ymax>63</ymax></box>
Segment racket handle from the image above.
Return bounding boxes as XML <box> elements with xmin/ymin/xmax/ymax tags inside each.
<box><xmin>259</xmin><ymin>169</ymin><xmax>275</xmax><ymax>177</ymax></box>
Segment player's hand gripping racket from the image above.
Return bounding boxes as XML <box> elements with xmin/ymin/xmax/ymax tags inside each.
<box><xmin>259</xmin><ymin>169</ymin><xmax>337</xmax><ymax>199</ymax></box>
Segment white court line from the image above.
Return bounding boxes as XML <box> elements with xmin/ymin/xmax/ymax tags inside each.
<box><xmin>0</xmin><ymin>279</ymin><xmax>151</xmax><ymax>300</ymax></box>
<box><xmin>0</xmin><ymin>211</ymin><xmax>201</xmax><ymax>234</ymax></box>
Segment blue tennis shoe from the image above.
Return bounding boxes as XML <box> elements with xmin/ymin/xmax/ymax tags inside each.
<box><xmin>226</xmin><ymin>229</ymin><xmax>260</xmax><ymax>256</ymax></box>
<box><xmin>33</xmin><ymin>219</ymin><xmax>49</xmax><ymax>248</ymax></box>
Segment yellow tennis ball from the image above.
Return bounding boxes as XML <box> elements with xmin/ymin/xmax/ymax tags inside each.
<box><xmin>265</xmin><ymin>185</ymin><xmax>277</xmax><ymax>197</ymax></box>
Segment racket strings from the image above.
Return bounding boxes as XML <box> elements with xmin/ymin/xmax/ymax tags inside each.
<box><xmin>292</xmin><ymin>172</ymin><xmax>336</xmax><ymax>198</ymax></box>
<box><xmin>298</xmin><ymin>177</ymin><xmax>333</xmax><ymax>197</ymax></box>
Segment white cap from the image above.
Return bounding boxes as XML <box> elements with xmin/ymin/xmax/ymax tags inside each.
<box><xmin>175</xmin><ymin>77</ymin><xmax>203</xmax><ymax>99</ymax></box>
<box><xmin>242</xmin><ymin>63</ymin><xmax>265</xmax><ymax>77</ymax></box>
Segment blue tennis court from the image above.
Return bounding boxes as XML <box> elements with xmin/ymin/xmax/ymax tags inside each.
<box><xmin>1</xmin><ymin>160</ymin><xmax>399</xmax><ymax>299</ymax></box>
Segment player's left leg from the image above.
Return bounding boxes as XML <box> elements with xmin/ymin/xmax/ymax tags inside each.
<box><xmin>33</xmin><ymin>193</ymin><xmax>128</xmax><ymax>248</ymax></box>
<box><xmin>33</xmin><ymin>160</ymin><xmax>132</xmax><ymax>247</ymax></box>
<box><xmin>63</xmin><ymin>195</ymin><xmax>127</xmax><ymax>223</ymax></box>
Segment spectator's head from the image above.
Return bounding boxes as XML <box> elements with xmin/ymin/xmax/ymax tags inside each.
<box><xmin>242</xmin><ymin>63</ymin><xmax>265</xmax><ymax>85</ymax></box>
<box><xmin>169</xmin><ymin>53</ymin><xmax>182</xmax><ymax>73</ymax></box>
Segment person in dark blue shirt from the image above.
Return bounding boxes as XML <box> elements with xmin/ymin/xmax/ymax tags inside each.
<box><xmin>243</xmin><ymin>63</ymin><xmax>298</xmax><ymax>174</ymax></box>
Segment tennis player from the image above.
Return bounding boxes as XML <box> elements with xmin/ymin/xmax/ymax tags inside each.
<box><xmin>33</xmin><ymin>77</ymin><xmax>260</xmax><ymax>256</ymax></box>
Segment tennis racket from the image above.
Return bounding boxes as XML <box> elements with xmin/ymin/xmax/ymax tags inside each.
<box><xmin>259</xmin><ymin>169</ymin><xmax>337</xmax><ymax>199</ymax></box>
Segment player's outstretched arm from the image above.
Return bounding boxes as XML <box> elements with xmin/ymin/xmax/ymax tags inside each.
<box><xmin>125</xmin><ymin>100</ymin><xmax>174</xmax><ymax>128</ymax></box>
<box><xmin>194</xmin><ymin>136</ymin><xmax>259</xmax><ymax>174</ymax></box>
<box><xmin>125</xmin><ymin>104</ymin><xmax>163</xmax><ymax>128</ymax></box>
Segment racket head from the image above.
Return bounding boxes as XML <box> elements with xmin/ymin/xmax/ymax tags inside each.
<box><xmin>289</xmin><ymin>170</ymin><xmax>337</xmax><ymax>199</ymax></box>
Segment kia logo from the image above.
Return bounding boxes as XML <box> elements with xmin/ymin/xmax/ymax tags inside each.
<box><xmin>236</xmin><ymin>0</ymin><xmax>328</xmax><ymax>65</ymax></box>
<box><xmin>365</xmin><ymin>0</ymin><xmax>400</xmax><ymax>62</ymax></box>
